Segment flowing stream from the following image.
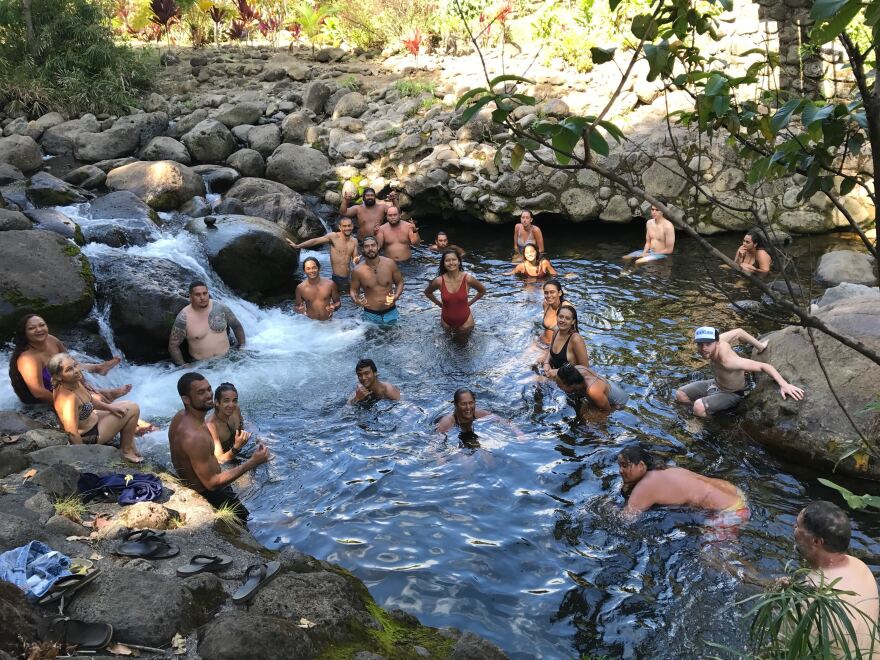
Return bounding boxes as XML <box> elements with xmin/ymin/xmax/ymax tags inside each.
<box><xmin>2</xmin><ymin>202</ymin><xmax>878</xmax><ymax>658</ymax></box>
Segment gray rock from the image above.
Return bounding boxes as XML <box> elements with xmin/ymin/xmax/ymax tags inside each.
<box><xmin>560</xmin><ymin>188</ymin><xmax>599</xmax><ymax>222</ymax></box>
<box><xmin>26</xmin><ymin>171</ymin><xmax>88</xmax><ymax>207</ymax></box>
<box><xmin>0</xmin><ymin>135</ymin><xmax>43</xmax><ymax>173</ymax></box>
<box><xmin>214</xmin><ymin>197</ymin><xmax>245</xmax><ymax>214</ymax></box>
<box><xmin>141</xmin><ymin>136</ymin><xmax>192</xmax><ymax>164</ymax></box>
<box><xmin>186</xmin><ymin>215</ymin><xmax>298</xmax><ymax>301</ymax></box>
<box><xmin>214</xmin><ymin>102</ymin><xmax>266</xmax><ymax>128</ymax></box>
<box><xmin>24</xmin><ymin>208</ymin><xmax>83</xmax><ymax>243</ymax></box>
<box><xmin>0</xmin><ymin>163</ymin><xmax>24</xmax><ymax>185</ymax></box>
<box><xmin>266</xmin><ymin>143</ymin><xmax>330</xmax><ymax>191</ymax></box>
<box><xmin>169</xmin><ymin>108</ymin><xmax>209</xmax><ymax>140</ymax></box>
<box><xmin>28</xmin><ymin>444</ymin><xmax>118</xmax><ymax>470</ymax></box>
<box><xmin>198</xmin><ymin>614</ymin><xmax>316</xmax><ymax>660</ymax></box>
<box><xmin>90</xmin><ymin>190</ymin><xmax>159</xmax><ymax>223</ymax></box>
<box><xmin>84</xmin><ymin>191</ymin><xmax>161</xmax><ymax>247</ymax></box>
<box><xmin>92</xmin><ymin>156</ymin><xmax>138</xmax><ymax>173</ymax></box>
<box><xmin>643</xmin><ymin>157</ymin><xmax>688</xmax><ymax>198</ymax></box>
<box><xmin>0</xmin><ymin>512</ymin><xmax>43</xmax><ymax>550</ymax></box>
<box><xmin>302</xmin><ymin>82</ymin><xmax>332</xmax><ymax>114</ymax></box>
<box><xmin>144</xmin><ymin>92</ymin><xmax>169</xmax><ymax>113</ymax></box>
<box><xmin>0</xmin><ymin>411</ymin><xmax>48</xmax><ymax>436</ymax></box>
<box><xmin>599</xmin><ymin>194</ymin><xmax>632</xmax><ymax>223</ymax></box>
<box><xmin>73</xmin><ymin>127</ymin><xmax>139</xmax><ymax>162</ymax></box>
<box><xmin>106</xmin><ymin>160</ymin><xmax>206</xmax><ymax>211</ymax></box>
<box><xmin>0</xmin><ymin>447</ymin><xmax>30</xmax><ymax>478</ymax></box>
<box><xmin>91</xmin><ymin>252</ymin><xmax>196</xmax><ymax>361</ymax></box>
<box><xmin>226</xmin><ymin>148</ymin><xmax>265</xmax><ymax>177</ymax></box>
<box><xmin>16</xmin><ymin>429</ymin><xmax>69</xmax><ymax>453</ymax></box>
<box><xmin>182</xmin><ymin>119</ymin><xmax>237</xmax><ymax>163</ymax></box>
<box><xmin>247</xmin><ymin>124</ymin><xmax>281</xmax><ymax>157</ymax></box>
<box><xmin>191</xmin><ymin>164</ymin><xmax>240</xmax><ymax>194</ymax></box>
<box><xmin>814</xmin><ymin>250</ymin><xmax>877</xmax><ymax>287</ymax></box>
<box><xmin>0</xmin><ymin>208</ymin><xmax>31</xmax><ymax>231</ymax></box>
<box><xmin>450</xmin><ymin>631</ymin><xmax>507</xmax><ymax>659</ymax></box>
<box><xmin>231</xmin><ymin>124</ymin><xmax>254</xmax><ymax>143</ymax></box>
<box><xmin>260</xmin><ymin>66</ymin><xmax>287</xmax><ymax>82</ymax></box>
<box><xmin>287</xmin><ymin>62</ymin><xmax>310</xmax><ymax>81</ymax></box>
<box><xmin>63</xmin><ymin>165</ymin><xmax>106</xmax><ymax>189</ymax></box>
<box><xmin>2</xmin><ymin>117</ymin><xmax>27</xmax><ymax>137</ymax></box>
<box><xmin>23</xmin><ymin>490</ymin><xmax>54</xmax><ymax>523</ymax></box>
<box><xmin>31</xmin><ymin>463</ymin><xmax>80</xmax><ymax>497</ymax></box>
<box><xmin>315</xmin><ymin>46</ymin><xmax>346</xmax><ymax>63</ymax></box>
<box><xmin>332</xmin><ymin>91</ymin><xmax>367</xmax><ymax>119</ymax></box>
<box><xmin>281</xmin><ymin>112</ymin><xmax>315</xmax><ymax>144</ymax></box>
<box><xmin>180</xmin><ymin>196</ymin><xmax>212</xmax><ymax>218</ymax></box>
<box><xmin>45</xmin><ymin>514</ymin><xmax>88</xmax><ymax>537</ymax></box>
<box><xmin>0</xmin><ymin>230</ymin><xmax>93</xmax><ymax>334</ymax></box>
<box><xmin>26</xmin><ymin>112</ymin><xmax>65</xmax><ymax>141</ymax></box>
<box><xmin>236</xmin><ymin>193</ymin><xmax>323</xmax><ymax>239</ymax></box>
<box><xmin>54</xmin><ymin>318</ymin><xmax>112</xmax><ymax>359</ymax></box>
<box><xmin>41</xmin><ymin>115</ymin><xmax>100</xmax><ymax>155</ymax></box>
<box><xmin>112</xmin><ymin>112</ymin><xmax>169</xmax><ymax>148</ymax></box>
<box><xmin>817</xmin><ymin>282</ymin><xmax>880</xmax><ymax>308</ymax></box>
<box><xmin>226</xmin><ymin>177</ymin><xmax>295</xmax><ymax>202</ymax></box>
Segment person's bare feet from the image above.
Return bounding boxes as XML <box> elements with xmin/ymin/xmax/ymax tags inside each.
<box><xmin>121</xmin><ymin>451</ymin><xmax>144</xmax><ymax>463</ymax></box>
<box><xmin>103</xmin><ymin>384</ymin><xmax>133</xmax><ymax>401</ymax></box>
<box><xmin>95</xmin><ymin>356</ymin><xmax>122</xmax><ymax>376</ymax></box>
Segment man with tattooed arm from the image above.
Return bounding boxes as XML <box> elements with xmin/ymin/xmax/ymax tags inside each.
<box><xmin>168</xmin><ymin>281</ymin><xmax>246</xmax><ymax>367</ymax></box>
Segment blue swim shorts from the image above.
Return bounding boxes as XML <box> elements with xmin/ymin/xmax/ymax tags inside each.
<box><xmin>362</xmin><ymin>305</ymin><xmax>400</xmax><ymax>325</ymax></box>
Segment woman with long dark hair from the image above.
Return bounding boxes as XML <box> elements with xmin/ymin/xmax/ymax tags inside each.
<box><xmin>541</xmin><ymin>279</ymin><xmax>575</xmax><ymax>344</ymax></box>
<box><xmin>506</xmin><ymin>243</ymin><xmax>558</xmax><ymax>278</ymax></box>
<box><xmin>424</xmin><ymin>249</ymin><xmax>486</xmax><ymax>333</ymax></box>
<box><xmin>542</xmin><ymin>305</ymin><xmax>590</xmax><ymax>381</ymax></box>
<box><xmin>206</xmin><ymin>382</ymin><xmax>252</xmax><ymax>464</ymax></box>
<box><xmin>733</xmin><ymin>228</ymin><xmax>772</xmax><ymax>275</ymax></box>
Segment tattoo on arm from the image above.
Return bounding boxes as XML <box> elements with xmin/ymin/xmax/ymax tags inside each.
<box><xmin>169</xmin><ymin>311</ymin><xmax>187</xmax><ymax>365</ymax></box>
<box><xmin>222</xmin><ymin>305</ymin><xmax>246</xmax><ymax>346</ymax></box>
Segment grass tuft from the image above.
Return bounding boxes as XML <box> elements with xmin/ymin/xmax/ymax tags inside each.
<box><xmin>393</xmin><ymin>79</ymin><xmax>436</xmax><ymax>98</ymax></box>
<box><xmin>53</xmin><ymin>495</ymin><xmax>87</xmax><ymax>522</ymax></box>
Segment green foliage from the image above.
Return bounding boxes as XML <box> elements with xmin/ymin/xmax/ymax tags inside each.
<box><xmin>291</xmin><ymin>1</ymin><xmax>336</xmax><ymax>56</ymax></box>
<box><xmin>818</xmin><ymin>479</ymin><xmax>880</xmax><ymax>511</ymax></box>
<box><xmin>393</xmin><ymin>79</ymin><xmax>436</xmax><ymax>97</ymax></box>
<box><xmin>0</xmin><ymin>0</ymin><xmax>153</xmax><ymax>116</ymax></box>
<box><xmin>338</xmin><ymin>74</ymin><xmax>360</xmax><ymax>91</ymax></box>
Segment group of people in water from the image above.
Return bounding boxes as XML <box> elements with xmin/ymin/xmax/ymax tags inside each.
<box><xmin>5</xmin><ymin>189</ymin><xmax>874</xmax><ymax>650</ymax></box>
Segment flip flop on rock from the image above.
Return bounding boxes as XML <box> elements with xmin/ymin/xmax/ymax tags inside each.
<box><xmin>232</xmin><ymin>561</ymin><xmax>280</xmax><ymax>604</ymax></box>
<box><xmin>40</xmin><ymin>617</ymin><xmax>113</xmax><ymax>651</ymax></box>
<box><xmin>116</xmin><ymin>529</ymin><xmax>179</xmax><ymax>559</ymax></box>
<box><xmin>37</xmin><ymin>569</ymin><xmax>101</xmax><ymax>606</ymax></box>
<box><xmin>176</xmin><ymin>554</ymin><xmax>233</xmax><ymax>577</ymax></box>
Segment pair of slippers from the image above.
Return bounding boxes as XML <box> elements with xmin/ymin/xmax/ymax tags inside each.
<box><xmin>116</xmin><ymin>529</ymin><xmax>179</xmax><ymax>559</ymax></box>
<box><xmin>176</xmin><ymin>555</ymin><xmax>280</xmax><ymax>604</ymax></box>
<box><xmin>37</xmin><ymin>568</ymin><xmax>101</xmax><ymax>606</ymax></box>
<box><xmin>39</xmin><ymin>617</ymin><xmax>113</xmax><ymax>651</ymax></box>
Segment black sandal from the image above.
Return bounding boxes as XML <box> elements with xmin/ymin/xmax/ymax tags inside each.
<box><xmin>40</xmin><ymin>617</ymin><xmax>113</xmax><ymax>650</ymax></box>
<box><xmin>176</xmin><ymin>554</ymin><xmax>233</xmax><ymax>577</ymax></box>
<box><xmin>232</xmin><ymin>561</ymin><xmax>280</xmax><ymax>604</ymax></box>
<box><xmin>116</xmin><ymin>529</ymin><xmax>179</xmax><ymax>559</ymax></box>
<box><xmin>37</xmin><ymin>569</ymin><xmax>101</xmax><ymax>606</ymax></box>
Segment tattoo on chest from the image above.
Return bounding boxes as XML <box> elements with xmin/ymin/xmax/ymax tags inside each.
<box><xmin>209</xmin><ymin>305</ymin><xmax>228</xmax><ymax>332</ymax></box>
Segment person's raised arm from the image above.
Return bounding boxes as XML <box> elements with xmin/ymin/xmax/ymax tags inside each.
<box><xmin>286</xmin><ymin>234</ymin><xmax>331</xmax><ymax>251</ymax></box>
<box><xmin>224</xmin><ymin>305</ymin><xmax>246</xmax><ymax>348</ymax></box>
<box><xmin>570</xmin><ymin>334</ymin><xmax>590</xmax><ymax>368</ymax></box>
<box><xmin>375</xmin><ymin>226</ymin><xmax>386</xmax><ymax>251</ymax></box>
<box><xmin>408</xmin><ymin>222</ymin><xmax>421</xmax><ymax>246</ymax></box>
<box><xmin>339</xmin><ymin>192</ymin><xmax>358</xmax><ymax>218</ymax></box>
<box><xmin>188</xmin><ymin>435</ymin><xmax>269</xmax><ymax>491</ymax></box>
<box><xmin>534</xmin><ymin>226</ymin><xmax>545</xmax><ymax>254</ymax></box>
<box><xmin>55</xmin><ymin>394</ymin><xmax>82</xmax><ymax>443</ymax></box>
<box><xmin>424</xmin><ymin>277</ymin><xmax>442</xmax><ymax>308</ymax></box>
<box><xmin>719</xmin><ymin>328</ymin><xmax>766</xmax><ymax>352</ymax></box>
<box><xmin>467</xmin><ymin>275</ymin><xmax>486</xmax><ymax>306</ymax></box>
<box><xmin>17</xmin><ymin>353</ymin><xmax>54</xmax><ymax>404</ymax></box>
<box><xmin>168</xmin><ymin>310</ymin><xmax>188</xmax><ymax>367</ymax></box>
<box><xmin>391</xmin><ymin>263</ymin><xmax>404</xmax><ymax>302</ymax></box>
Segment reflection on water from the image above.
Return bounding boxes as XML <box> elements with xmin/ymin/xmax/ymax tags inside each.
<box><xmin>1</xmin><ymin>210</ymin><xmax>877</xmax><ymax>658</ymax></box>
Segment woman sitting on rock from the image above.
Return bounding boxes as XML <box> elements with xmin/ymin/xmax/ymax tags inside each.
<box><xmin>506</xmin><ymin>243</ymin><xmax>558</xmax><ymax>278</ymax></box>
<box><xmin>8</xmin><ymin>314</ymin><xmax>130</xmax><ymax>406</ymax></box>
<box><xmin>207</xmin><ymin>382</ymin><xmax>252</xmax><ymax>464</ymax></box>
<box><xmin>541</xmin><ymin>279</ymin><xmax>576</xmax><ymax>344</ymax></box>
<box><xmin>47</xmin><ymin>353</ymin><xmax>143</xmax><ymax>463</ymax></box>
<box><xmin>512</xmin><ymin>210</ymin><xmax>545</xmax><ymax>259</ymax></box>
<box><xmin>733</xmin><ymin>228</ymin><xmax>772</xmax><ymax>276</ymax></box>
<box><xmin>542</xmin><ymin>305</ymin><xmax>590</xmax><ymax>381</ymax></box>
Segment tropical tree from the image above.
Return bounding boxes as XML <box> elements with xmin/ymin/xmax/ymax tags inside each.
<box><xmin>291</xmin><ymin>1</ymin><xmax>335</xmax><ymax>57</ymax></box>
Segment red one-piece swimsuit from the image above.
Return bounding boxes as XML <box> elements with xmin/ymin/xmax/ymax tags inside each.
<box><xmin>440</xmin><ymin>275</ymin><xmax>471</xmax><ymax>328</ymax></box>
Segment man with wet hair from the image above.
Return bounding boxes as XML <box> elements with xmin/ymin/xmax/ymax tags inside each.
<box><xmin>794</xmin><ymin>501</ymin><xmax>879</xmax><ymax>655</ymax></box>
<box><xmin>436</xmin><ymin>388</ymin><xmax>493</xmax><ymax>434</ymax></box>
<box><xmin>350</xmin><ymin>236</ymin><xmax>404</xmax><ymax>324</ymax></box>
<box><xmin>622</xmin><ymin>195</ymin><xmax>676</xmax><ymax>264</ymax></box>
<box><xmin>168</xmin><ymin>373</ymin><xmax>269</xmax><ymax>519</ymax></box>
<box><xmin>339</xmin><ymin>187</ymin><xmax>398</xmax><ymax>237</ymax></box>
<box><xmin>169</xmin><ymin>281</ymin><xmax>245</xmax><ymax>367</ymax></box>
<box><xmin>295</xmin><ymin>257</ymin><xmax>341</xmax><ymax>321</ymax></box>
<box><xmin>286</xmin><ymin>216</ymin><xmax>359</xmax><ymax>292</ymax></box>
<box><xmin>556</xmin><ymin>363</ymin><xmax>628</xmax><ymax>413</ymax></box>
<box><xmin>351</xmin><ymin>358</ymin><xmax>401</xmax><ymax>402</ymax></box>
<box><xmin>617</xmin><ymin>444</ymin><xmax>749</xmax><ymax>523</ymax></box>
<box><xmin>430</xmin><ymin>231</ymin><xmax>449</xmax><ymax>251</ymax></box>
<box><xmin>376</xmin><ymin>206</ymin><xmax>420</xmax><ymax>261</ymax></box>
<box><xmin>675</xmin><ymin>326</ymin><xmax>804</xmax><ymax>417</ymax></box>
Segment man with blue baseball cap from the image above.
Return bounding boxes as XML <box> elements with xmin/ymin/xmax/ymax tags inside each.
<box><xmin>675</xmin><ymin>326</ymin><xmax>805</xmax><ymax>417</ymax></box>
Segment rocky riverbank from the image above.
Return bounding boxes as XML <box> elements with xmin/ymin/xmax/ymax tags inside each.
<box><xmin>0</xmin><ymin>413</ymin><xmax>505</xmax><ymax>659</ymax></box>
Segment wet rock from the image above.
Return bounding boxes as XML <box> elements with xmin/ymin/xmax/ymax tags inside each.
<box><xmin>743</xmin><ymin>296</ymin><xmax>880</xmax><ymax>480</ymax></box>
<box><xmin>0</xmin><ymin>447</ymin><xmax>30</xmax><ymax>478</ymax></box>
<box><xmin>24</xmin><ymin>208</ymin><xmax>83</xmax><ymax>244</ymax></box>
<box><xmin>191</xmin><ymin>165</ymin><xmax>240</xmax><ymax>194</ymax></box>
<box><xmin>303</xmin><ymin>82</ymin><xmax>332</xmax><ymax>114</ymax></box>
<box><xmin>85</xmin><ymin>190</ymin><xmax>161</xmax><ymax>246</ymax></box>
<box><xmin>0</xmin><ymin>208</ymin><xmax>31</xmax><ymax>230</ymax></box>
<box><xmin>226</xmin><ymin>148</ymin><xmax>265</xmax><ymax>177</ymax></box>
<box><xmin>198</xmin><ymin>613</ymin><xmax>316</xmax><ymax>660</ymax></box>
<box><xmin>41</xmin><ymin>115</ymin><xmax>100</xmax><ymax>155</ymax></box>
<box><xmin>31</xmin><ymin>463</ymin><xmax>80</xmax><ymax>497</ymax></box>
<box><xmin>814</xmin><ymin>250</ymin><xmax>877</xmax><ymax>287</ymax></box>
<box><xmin>214</xmin><ymin>102</ymin><xmax>266</xmax><ymax>128</ymax></box>
<box><xmin>26</xmin><ymin>171</ymin><xmax>88</xmax><ymax>207</ymax></box>
<box><xmin>237</xmin><ymin>192</ymin><xmax>323</xmax><ymax>239</ymax></box>
<box><xmin>141</xmin><ymin>136</ymin><xmax>192</xmax><ymax>165</ymax></box>
<box><xmin>63</xmin><ymin>164</ymin><xmax>106</xmax><ymax>190</ymax></box>
<box><xmin>0</xmin><ymin>230</ymin><xmax>94</xmax><ymax>335</ymax></box>
<box><xmin>186</xmin><ymin>215</ymin><xmax>298</xmax><ymax>301</ymax></box>
<box><xmin>182</xmin><ymin>119</ymin><xmax>237</xmax><ymax>163</ymax></box>
<box><xmin>90</xmin><ymin>190</ymin><xmax>158</xmax><ymax>223</ymax></box>
<box><xmin>0</xmin><ymin>163</ymin><xmax>24</xmax><ymax>185</ymax></box>
<box><xmin>266</xmin><ymin>143</ymin><xmax>331</xmax><ymax>192</ymax></box>
<box><xmin>180</xmin><ymin>195</ymin><xmax>212</xmax><ymax>218</ymax></box>
<box><xmin>91</xmin><ymin>252</ymin><xmax>196</xmax><ymax>361</ymax></box>
<box><xmin>214</xmin><ymin>197</ymin><xmax>245</xmax><ymax>214</ymax></box>
<box><xmin>816</xmin><ymin>282</ymin><xmax>880</xmax><ymax>308</ymax></box>
<box><xmin>73</xmin><ymin>127</ymin><xmax>139</xmax><ymax>162</ymax></box>
<box><xmin>247</xmin><ymin>124</ymin><xmax>281</xmax><ymax>157</ymax></box>
<box><xmin>0</xmin><ymin>135</ymin><xmax>43</xmax><ymax>173</ymax></box>
<box><xmin>105</xmin><ymin>160</ymin><xmax>206</xmax><ymax>211</ymax></box>
<box><xmin>450</xmin><ymin>632</ymin><xmax>507</xmax><ymax>659</ymax></box>
<box><xmin>54</xmin><ymin>318</ymin><xmax>112</xmax><ymax>359</ymax></box>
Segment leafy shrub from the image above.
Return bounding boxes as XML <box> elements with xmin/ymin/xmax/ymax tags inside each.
<box><xmin>393</xmin><ymin>79</ymin><xmax>436</xmax><ymax>97</ymax></box>
<box><xmin>0</xmin><ymin>0</ymin><xmax>153</xmax><ymax>116</ymax></box>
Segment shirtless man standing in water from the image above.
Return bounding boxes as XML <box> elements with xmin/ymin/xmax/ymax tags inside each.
<box><xmin>339</xmin><ymin>188</ymin><xmax>398</xmax><ymax>237</ymax></box>
<box><xmin>169</xmin><ymin>282</ymin><xmax>246</xmax><ymax>366</ymax></box>
<box><xmin>376</xmin><ymin>207</ymin><xmax>420</xmax><ymax>261</ymax></box>
<box><xmin>286</xmin><ymin>217</ymin><xmax>359</xmax><ymax>293</ymax></box>
<box><xmin>350</xmin><ymin>236</ymin><xmax>404</xmax><ymax>324</ymax></box>
<box><xmin>295</xmin><ymin>257</ymin><xmax>341</xmax><ymax>321</ymax></box>
<box><xmin>168</xmin><ymin>373</ymin><xmax>269</xmax><ymax>519</ymax></box>
<box><xmin>623</xmin><ymin>198</ymin><xmax>676</xmax><ymax>264</ymax></box>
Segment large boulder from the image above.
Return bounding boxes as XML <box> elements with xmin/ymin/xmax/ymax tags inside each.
<box><xmin>141</xmin><ymin>136</ymin><xmax>192</xmax><ymax>165</ymax></box>
<box><xmin>265</xmin><ymin>144</ymin><xmax>330</xmax><ymax>192</ymax></box>
<box><xmin>198</xmin><ymin>614</ymin><xmax>315</xmax><ymax>660</ymax></box>
<box><xmin>113</xmin><ymin>111</ymin><xmax>169</xmax><ymax>148</ymax></box>
<box><xmin>73</xmin><ymin>127</ymin><xmax>139</xmax><ymax>162</ymax></box>
<box><xmin>40</xmin><ymin>115</ymin><xmax>100</xmax><ymax>155</ymax></box>
<box><xmin>84</xmin><ymin>190</ymin><xmax>160</xmax><ymax>247</ymax></box>
<box><xmin>814</xmin><ymin>249</ymin><xmax>877</xmax><ymax>287</ymax></box>
<box><xmin>63</xmin><ymin>164</ymin><xmax>106</xmax><ymax>189</ymax></box>
<box><xmin>226</xmin><ymin>148</ymin><xmax>265</xmax><ymax>177</ymax></box>
<box><xmin>0</xmin><ymin>230</ymin><xmax>94</xmax><ymax>335</ymax></box>
<box><xmin>105</xmin><ymin>160</ymin><xmax>206</xmax><ymax>211</ymax></box>
<box><xmin>302</xmin><ymin>82</ymin><xmax>332</xmax><ymax>114</ymax></box>
<box><xmin>0</xmin><ymin>134</ymin><xmax>43</xmax><ymax>173</ymax></box>
<box><xmin>332</xmin><ymin>91</ymin><xmax>367</xmax><ymax>119</ymax></box>
<box><xmin>26</xmin><ymin>171</ymin><xmax>88</xmax><ymax>207</ymax></box>
<box><xmin>281</xmin><ymin>112</ymin><xmax>315</xmax><ymax>144</ymax></box>
<box><xmin>226</xmin><ymin>176</ymin><xmax>296</xmax><ymax>201</ymax></box>
<box><xmin>247</xmin><ymin>124</ymin><xmax>281</xmax><ymax>158</ymax></box>
<box><xmin>743</xmin><ymin>296</ymin><xmax>880</xmax><ymax>480</ymax></box>
<box><xmin>182</xmin><ymin>119</ymin><xmax>237</xmax><ymax>163</ymax></box>
<box><xmin>23</xmin><ymin>208</ymin><xmax>84</xmax><ymax>244</ymax></box>
<box><xmin>186</xmin><ymin>215</ymin><xmax>298</xmax><ymax>301</ymax></box>
<box><xmin>91</xmin><ymin>252</ymin><xmax>196</xmax><ymax>361</ymax></box>
<box><xmin>214</xmin><ymin>101</ymin><xmax>265</xmax><ymax>127</ymax></box>
<box><xmin>225</xmin><ymin>177</ymin><xmax>323</xmax><ymax>238</ymax></box>
<box><xmin>816</xmin><ymin>282</ymin><xmax>880</xmax><ymax>308</ymax></box>
<box><xmin>191</xmin><ymin>164</ymin><xmax>240</xmax><ymax>194</ymax></box>
<box><xmin>26</xmin><ymin>112</ymin><xmax>65</xmax><ymax>141</ymax></box>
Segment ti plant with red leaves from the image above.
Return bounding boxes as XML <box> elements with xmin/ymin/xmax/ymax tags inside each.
<box><xmin>150</xmin><ymin>0</ymin><xmax>181</xmax><ymax>51</ymax></box>
<box><xmin>208</xmin><ymin>4</ymin><xmax>228</xmax><ymax>46</ymax></box>
<box><xmin>403</xmin><ymin>28</ymin><xmax>423</xmax><ymax>64</ymax></box>
<box><xmin>227</xmin><ymin>19</ymin><xmax>248</xmax><ymax>42</ymax></box>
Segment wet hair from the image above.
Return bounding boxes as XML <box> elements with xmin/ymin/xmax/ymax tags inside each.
<box><xmin>46</xmin><ymin>352</ymin><xmax>72</xmax><ymax>389</ymax></box>
<box><xmin>8</xmin><ymin>313</ymin><xmax>44</xmax><ymax>404</ymax></box>
<box><xmin>801</xmin><ymin>501</ymin><xmax>851</xmax><ymax>553</ymax></box>
<box><xmin>302</xmin><ymin>257</ymin><xmax>320</xmax><ymax>271</ymax></box>
<box><xmin>437</xmin><ymin>249</ymin><xmax>463</xmax><ymax>277</ymax></box>
<box><xmin>543</xmin><ymin>279</ymin><xmax>565</xmax><ymax>301</ymax></box>
<box><xmin>521</xmin><ymin>241</ymin><xmax>540</xmax><ymax>264</ymax></box>
<box><xmin>618</xmin><ymin>444</ymin><xmax>654</xmax><ymax>469</ymax></box>
<box><xmin>745</xmin><ymin>227</ymin><xmax>767</xmax><ymax>250</ymax></box>
<box><xmin>556</xmin><ymin>304</ymin><xmax>579</xmax><ymax>333</ymax></box>
<box><xmin>361</xmin><ymin>235</ymin><xmax>377</xmax><ymax>246</ymax></box>
<box><xmin>557</xmin><ymin>363</ymin><xmax>585</xmax><ymax>387</ymax></box>
<box><xmin>214</xmin><ymin>382</ymin><xmax>238</xmax><ymax>402</ymax></box>
<box><xmin>177</xmin><ymin>372</ymin><xmax>207</xmax><ymax>398</ymax></box>
<box><xmin>363</xmin><ymin>187</ymin><xmax>376</xmax><ymax>196</ymax></box>
<box><xmin>436</xmin><ymin>231</ymin><xmax>448</xmax><ymax>239</ymax></box>
<box><xmin>453</xmin><ymin>387</ymin><xmax>475</xmax><ymax>404</ymax></box>
<box><xmin>519</xmin><ymin>210</ymin><xmax>534</xmax><ymax>220</ymax></box>
<box><xmin>355</xmin><ymin>358</ymin><xmax>377</xmax><ymax>373</ymax></box>
<box><xmin>188</xmin><ymin>280</ymin><xmax>208</xmax><ymax>294</ymax></box>
<box><xmin>337</xmin><ymin>216</ymin><xmax>353</xmax><ymax>226</ymax></box>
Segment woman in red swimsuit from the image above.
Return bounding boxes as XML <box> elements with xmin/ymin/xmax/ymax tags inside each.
<box><xmin>424</xmin><ymin>250</ymin><xmax>486</xmax><ymax>333</ymax></box>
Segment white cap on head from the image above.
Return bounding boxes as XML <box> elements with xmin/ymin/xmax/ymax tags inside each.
<box><xmin>694</xmin><ymin>326</ymin><xmax>719</xmax><ymax>343</ymax></box>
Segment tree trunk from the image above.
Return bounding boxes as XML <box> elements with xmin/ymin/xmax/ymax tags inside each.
<box><xmin>21</xmin><ymin>0</ymin><xmax>35</xmax><ymax>55</ymax></box>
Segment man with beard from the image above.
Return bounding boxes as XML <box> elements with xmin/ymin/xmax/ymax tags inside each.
<box><xmin>294</xmin><ymin>257</ymin><xmax>341</xmax><ymax>321</ymax></box>
<box><xmin>169</xmin><ymin>281</ymin><xmax>245</xmax><ymax>366</ymax></box>
<box><xmin>350</xmin><ymin>236</ymin><xmax>404</xmax><ymax>324</ymax></box>
<box><xmin>286</xmin><ymin>217</ymin><xmax>359</xmax><ymax>292</ymax></box>
<box><xmin>169</xmin><ymin>373</ymin><xmax>269</xmax><ymax>519</ymax></box>
<box><xmin>376</xmin><ymin>206</ymin><xmax>420</xmax><ymax>261</ymax></box>
<box><xmin>351</xmin><ymin>358</ymin><xmax>401</xmax><ymax>402</ymax></box>
<box><xmin>340</xmin><ymin>188</ymin><xmax>398</xmax><ymax>237</ymax></box>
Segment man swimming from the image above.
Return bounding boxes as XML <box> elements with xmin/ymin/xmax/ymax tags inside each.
<box><xmin>617</xmin><ymin>445</ymin><xmax>749</xmax><ymax>524</ymax></box>
<box><xmin>622</xmin><ymin>198</ymin><xmax>675</xmax><ymax>264</ymax></box>
<box><xmin>430</xmin><ymin>231</ymin><xmax>450</xmax><ymax>251</ymax></box>
<box><xmin>556</xmin><ymin>363</ymin><xmax>628</xmax><ymax>414</ymax></box>
<box><xmin>351</xmin><ymin>358</ymin><xmax>401</xmax><ymax>402</ymax></box>
<box><xmin>294</xmin><ymin>257</ymin><xmax>341</xmax><ymax>321</ymax></box>
<box><xmin>376</xmin><ymin>206</ymin><xmax>420</xmax><ymax>261</ymax></box>
<box><xmin>339</xmin><ymin>188</ymin><xmax>398</xmax><ymax>237</ymax></box>
<box><xmin>349</xmin><ymin>236</ymin><xmax>404</xmax><ymax>325</ymax></box>
<box><xmin>675</xmin><ymin>326</ymin><xmax>804</xmax><ymax>417</ymax></box>
<box><xmin>169</xmin><ymin>281</ymin><xmax>245</xmax><ymax>367</ymax></box>
<box><xmin>436</xmin><ymin>388</ymin><xmax>493</xmax><ymax>434</ymax></box>
<box><xmin>286</xmin><ymin>216</ymin><xmax>359</xmax><ymax>292</ymax></box>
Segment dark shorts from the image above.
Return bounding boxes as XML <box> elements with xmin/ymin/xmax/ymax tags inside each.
<box><xmin>679</xmin><ymin>379</ymin><xmax>745</xmax><ymax>414</ymax></box>
<box><xmin>331</xmin><ymin>274</ymin><xmax>350</xmax><ymax>292</ymax></box>
<box><xmin>200</xmin><ymin>486</ymin><xmax>249</xmax><ymax>521</ymax></box>
<box><xmin>362</xmin><ymin>305</ymin><xmax>400</xmax><ymax>325</ymax></box>
<box><xmin>81</xmin><ymin>424</ymin><xmax>100</xmax><ymax>444</ymax></box>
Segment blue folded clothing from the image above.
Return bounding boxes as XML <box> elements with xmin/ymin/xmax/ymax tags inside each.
<box><xmin>0</xmin><ymin>541</ymin><xmax>72</xmax><ymax>601</ymax></box>
<box><xmin>77</xmin><ymin>472</ymin><xmax>164</xmax><ymax>505</ymax></box>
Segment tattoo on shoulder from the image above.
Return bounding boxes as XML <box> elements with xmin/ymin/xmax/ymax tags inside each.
<box><xmin>220</xmin><ymin>304</ymin><xmax>243</xmax><ymax>332</ymax></box>
<box><xmin>170</xmin><ymin>310</ymin><xmax>187</xmax><ymax>343</ymax></box>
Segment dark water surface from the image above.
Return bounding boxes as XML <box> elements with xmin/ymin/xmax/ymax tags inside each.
<box><xmin>2</xmin><ymin>210</ymin><xmax>877</xmax><ymax>658</ymax></box>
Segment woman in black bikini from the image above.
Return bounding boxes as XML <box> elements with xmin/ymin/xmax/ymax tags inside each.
<box><xmin>542</xmin><ymin>305</ymin><xmax>590</xmax><ymax>381</ymax></box>
<box><xmin>206</xmin><ymin>382</ymin><xmax>252</xmax><ymax>464</ymax></box>
<box><xmin>48</xmin><ymin>353</ymin><xmax>142</xmax><ymax>463</ymax></box>
<box><xmin>541</xmin><ymin>279</ymin><xmax>575</xmax><ymax>344</ymax></box>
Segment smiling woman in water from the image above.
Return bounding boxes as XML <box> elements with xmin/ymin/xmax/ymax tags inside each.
<box><xmin>424</xmin><ymin>249</ymin><xmax>486</xmax><ymax>334</ymax></box>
